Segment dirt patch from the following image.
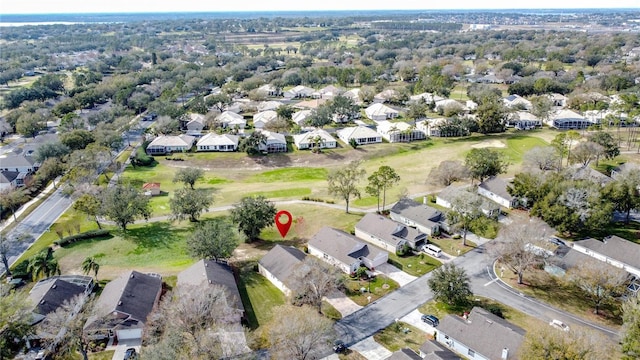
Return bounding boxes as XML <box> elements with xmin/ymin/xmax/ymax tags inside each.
<box><xmin>471</xmin><ymin>140</ymin><xmax>507</xmax><ymax>149</ymax></box>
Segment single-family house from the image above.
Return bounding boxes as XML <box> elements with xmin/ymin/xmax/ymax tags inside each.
<box><xmin>548</xmin><ymin>93</ymin><xmax>568</xmax><ymax>107</ymax></box>
<box><xmin>294</xmin><ymin>98</ymin><xmax>327</xmax><ymax>110</ymax></box>
<box><xmin>142</xmin><ymin>182</ymin><xmax>161</xmax><ymax>196</ymax></box>
<box><xmin>258</xmin><ymin>245</ymin><xmax>306</xmax><ymax>296</ymax></box>
<box><xmin>253</xmin><ymin>110</ymin><xmax>278</xmax><ymax>129</ymax></box>
<box><xmin>29</xmin><ymin>275</ymin><xmax>94</xmax><ymax>320</ymax></box>
<box><xmin>177</xmin><ymin>259</ymin><xmax>244</xmax><ymax>322</ymax></box>
<box><xmin>319</xmin><ymin>85</ymin><xmax>342</xmax><ymax>99</ymax></box>
<box><xmin>409</xmin><ymin>93</ymin><xmax>444</xmax><ymax>104</ymax></box>
<box><xmin>355</xmin><ymin>213</ymin><xmax>428</xmax><ymax>252</ymax></box>
<box><xmin>419</xmin><ymin>340</ymin><xmax>461</xmax><ymax>360</ymax></box>
<box><xmin>365</xmin><ymin>103</ymin><xmax>399</xmax><ymax>121</ymax></box>
<box><xmin>376</xmin><ymin>121</ymin><xmax>426</xmax><ymax>143</ymax></box>
<box><xmin>293</xmin><ymin>129</ymin><xmax>337</xmax><ymax>150</ymax></box>
<box><xmin>477</xmin><ymin>177</ymin><xmax>517</xmax><ymax>209</ymax></box>
<box><xmin>478</xmin><ymin>74</ymin><xmax>504</xmax><ymax>84</ymax></box>
<box><xmin>257</xmin><ymin>101</ymin><xmax>284</xmax><ymax>112</ymax></box>
<box><xmin>545</xmin><ymin>244</ymin><xmax>604</xmax><ymax>278</ymax></box>
<box><xmin>284</xmin><ymin>85</ymin><xmax>315</xmax><ymax>99</ymax></box>
<box><xmin>20</xmin><ymin>133</ymin><xmax>59</xmax><ymax>158</ymax></box>
<box><xmin>611</xmin><ymin>163</ymin><xmax>640</xmax><ymax>180</ymax></box>
<box><xmin>145</xmin><ymin>135</ymin><xmax>195</xmax><ymax>155</ymax></box>
<box><xmin>385</xmin><ymin>348</ymin><xmax>423</xmax><ymax>360</ymax></box>
<box><xmin>292</xmin><ymin>110</ymin><xmax>313</xmax><ymax>126</ymax></box>
<box><xmin>435</xmin><ymin>307</ymin><xmax>525</xmax><ymax>360</ymax></box>
<box><xmin>343</xmin><ymin>88</ymin><xmax>363</xmax><ymax>105</ymax></box>
<box><xmin>434</xmin><ymin>99</ymin><xmax>462</xmax><ymax>113</ymax></box>
<box><xmin>549</xmin><ymin>109</ymin><xmax>592</xmax><ymax>130</ymax></box>
<box><xmin>256</xmin><ymin>130</ymin><xmax>287</xmax><ymax>153</ymax></box>
<box><xmin>1</xmin><ymin>154</ymin><xmax>39</xmax><ymax>173</ymax></box>
<box><xmin>337</xmin><ymin>126</ymin><xmax>382</xmax><ymax>146</ymax></box>
<box><xmin>509</xmin><ymin>111</ymin><xmax>541</xmax><ymax>130</ymax></box>
<box><xmin>503</xmin><ymin>94</ymin><xmax>532</xmax><ymax>110</ymax></box>
<box><xmin>256</xmin><ymin>84</ymin><xmax>281</xmax><ymax>97</ymax></box>
<box><xmin>0</xmin><ymin>171</ymin><xmax>24</xmax><ymax>191</ymax></box>
<box><xmin>390</xmin><ymin>198</ymin><xmax>442</xmax><ymax>236</ymax></box>
<box><xmin>436</xmin><ymin>185</ymin><xmax>500</xmax><ymax>218</ymax></box>
<box><xmin>308</xmin><ymin>227</ymin><xmax>388</xmax><ymax>274</ymax></box>
<box><xmin>569</xmin><ymin>165</ymin><xmax>613</xmax><ymax>186</ymax></box>
<box><xmin>216</xmin><ymin>111</ymin><xmax>246</xmax><ymax>129</ymax></box>
<box><xmin>185</xmin><ymin>113</ymin><xmax>206</xmax><ymax>131</ymax></box>
<box><xmin>572</xmin><ymin>236</ymin><xmax>640</xmax><ymax>277</ymax></box>
<box><xmin>84</xmin><ymin>271</ymin><xmax>162</xmax><ymax>341</ymax></box>
<box><xmin>196</xmin><ymin>133</ymin><xmax>239</xmax><ymax>152</ymax></box>
<box><xmin>416</xmin><ymin>118</ymin><xmax>447</xmax><ymax>137</ymax></box>
<box><xmin>374</xmin><ymin>89</ymin><xmax>398</xmax><ymax>104</ymax></box>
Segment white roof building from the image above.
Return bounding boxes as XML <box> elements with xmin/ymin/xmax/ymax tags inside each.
<box><xmin>416</xmin><ymin>118</ymin><xmax>447</xmax><ymax>137</ymax></box>
<box><xmin>216</xmin><ymin>111</ymin><xmax>246</xmax><ymax>129</ymax></box>
<box><xmin>257</xmin><ymin>101</ymin><xmax>284</xmax><ymax>112</ymax></box>
<box><xmin>292</xmin><ymin>110</ymin><xmax>313</xmax><ymax>126</ymax></box>
<box><xmin>293</xmin><ymin>129</ymin><xmax>337</xmax><ymax>150</ymax></box>
<box><xmin>196</xmin><ymin>133</ymin><xmax>239</xmax><ymax>152</ymax></box>
<box><xmin>376</xmin><ymin>121</ymin><xmax>426</xmax><ymax>143</ymax></box>
<box><xmin>256</xmin><ymin>130</ymin><xmax>287</xmax><ymax>153</ymax></box>
<box><xmin>365</xmin><ymin>103</ymin><xmax>399</xmax><ymax>121</ymax></box>
<box><xmin>253</xmin><ymin>110</ymin><xmax>278</xmax><ymax>129</ymax></box>
<box><xmin>336</xmin><ymin>126</ymin><xmax>382</xmax><ymax>146</ymax></box>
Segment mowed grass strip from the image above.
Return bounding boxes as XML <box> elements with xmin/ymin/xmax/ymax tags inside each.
<box><xmin>236</xmin><ymin>261</ymin><xmax>286</xmax><ymax>329</ymax></box>
<box><xmin>246</xmin><ymin>167</ymin><xmax>328</xmax><ymax>183</ymax></box>
<box><xmin>374</xmin><ymin>322</ymin><xmax>428</xmax><ymax>353</ymax></box>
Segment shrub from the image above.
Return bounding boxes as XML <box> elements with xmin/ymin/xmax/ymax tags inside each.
<box><xmin>53</xmin><ymin>229</ymin><xmax>111</xmax><ymax>247</ymax></box>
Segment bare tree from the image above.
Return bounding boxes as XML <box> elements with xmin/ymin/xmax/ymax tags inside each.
<box><xmin>523</xmin><ymin>146</ymin><xmax>560</xmax><ymax>172</ymax></box>
<box><xmin>327</xmin><ymin>160</ymin><xmax>366</xmax><ymax>213</ymax></box>
<box><xmin>288</xmin><ymin>257</ymin><xmax>343</xmax><ymax>313</ymax></box>
<box><xmin>38</xmin><ymin>293</ymin><xmax>92</xmax><ymax>360</ymax></box>
<box><xmin>569</xmin><ymin>261</ymin><xmax>627</xmax><ymax>315</ymax></box>
<box><xmin>447</xmin><ymin>192</ymin><xmax>483</xmax><ymax>246</ymax></box>
<box><xmin>519</xmin><ymin>322</ymin><xmax>614</xmax><ymax>360</ymax></box>
<box><xmin>427</xmin><ymin>160</ymin><xmax>469</xmax><ymax>186</ymax></box>
<box><xmin>266</xmin><ymin>305</ymin><xmax>335</xmax><ymax>360</ymax></box>
<box><xmin>490</xmin><ymin>218</ymin><xmax>549</xmax><ymax>285</ymax></box>
<box><xmin>143</xmin><ymin>285</ymin><xmax>242</xmax><ymax>359</ymax></box>
<box><xmin>570</xmin><ymin>141</ymin><xmax>604</xmax><ymax>167</ymax></box>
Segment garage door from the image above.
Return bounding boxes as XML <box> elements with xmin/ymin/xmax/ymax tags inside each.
<box><xmin>116</xmin><ymin>329</ymin><xmax>142</xmax><ymax>340</ymax></box>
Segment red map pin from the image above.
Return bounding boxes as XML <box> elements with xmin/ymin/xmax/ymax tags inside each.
<box><xmin>275</xmin><ymin>210</ymin><xmax>293</xmax><ymax>238</ymax></box>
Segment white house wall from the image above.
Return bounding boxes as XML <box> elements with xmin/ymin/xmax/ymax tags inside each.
<box><xmin>257</xmin><ymin>264</ymin><xmax>291</xmax><ymax>296</ymax></box>
<box><xmin>477</xmin><ymin>188</ymin><xmax>513</xmax><ymax>209</ymax></box>
<box><xmin>354</xmin><ymin>228</ymin><xmax>398</xmax><ymax>253</ymax></box>
<box><xmin>436</xmin><ymin>331</ymin><xmax>489</xmax><ymax>360</ymax></box>
<box><xmin>572</xmin><ymin>244</ymin><xmax>640</xmax><ymax>277</ymax></box>
<box><xmin>308</xmin><ymin>245</ymin><xmax>352</xmax><ymax>274</ymax></box>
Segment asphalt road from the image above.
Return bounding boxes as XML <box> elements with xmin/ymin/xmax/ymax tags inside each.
<box><xmin>335</xmin><ymin>245</ymin><xmax>619</xmax><ymax>348</ymax></box>
<box><xmin>1</xmin><ymin>187</ymin><xmax>73</xmax><ymax>274</ymax></box>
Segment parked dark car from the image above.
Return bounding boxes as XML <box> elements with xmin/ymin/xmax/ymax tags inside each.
<box><xmin>123</xmin><ymin>348</ymin><xmax>138</xmax><ymax>360</ymax></box>
<box><xmin>421</xmin><ymin>314</ymin><xmax>439</xmax><ymax>327</ymax></box>
<box><xmin>333</xmin><ymin>340</ymin><xmax>346</xmax><ymax>353</ymax></box>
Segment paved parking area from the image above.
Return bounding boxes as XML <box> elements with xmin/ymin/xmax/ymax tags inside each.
<box><xmin>325</xmin><ymin>291</ymin><xmax>362</xmax><ymax>317</ymax></box>
<box><xmin>350</xmin><ymin>337</ymin><xmax>392</xmax><ymax>360</ymax></box>
<box><xmin>400</xmin><ymin>309</ymin><xmax>436</xmax><ymax>335</ymax></box>
<box><xmin>111</xmin><ymin>339</ymin><xmax>141</xmax><ymax>360</ymax></box>
<box><xmin>375</xmin><ymin>263</ymin><xmax>417</xmax><ymax>287</ymax></box>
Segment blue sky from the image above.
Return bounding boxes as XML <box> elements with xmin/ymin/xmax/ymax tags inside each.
<box><xmin>1</xmin><ymin>0</ymin><xmax>638</xmax><ymax>14</ymax></box>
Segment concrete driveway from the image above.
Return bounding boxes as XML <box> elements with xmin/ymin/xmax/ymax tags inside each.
<box><xmin>111</xmin><ymin>339</ymin><xmax>141</xmax><ymax>360</ymax></box>
<box><xmin>400</xmin><ymin>309</ymin><xmax>436</xmax><ymax>335</ymax></box>
<box><xmin>325</xmin><ymin>291</ymin><xmax>362</xmax><ymax>317</ymax></box>
<box><xmin>375</xmin><ymin>263</ymin><xmax>417</xmax><ymax>287</ymax></box>
<box><xmin>350</xmin><ymin>337</ymin><xmax>392</xmax><ymax>360</ymax></box>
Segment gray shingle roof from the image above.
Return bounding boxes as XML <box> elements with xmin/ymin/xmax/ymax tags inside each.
<box><xmin>0</xmin><ymin>154</ymin><xmax>35</xmax><ymax>168</ymax></box>
<box><xmin>0</xmin><ymin>170</ymin><xmax>19</xmax><ymax>183</ymax></box>
<box><xmin>420</xmin><ymin>340</ymin><xmax>461</xmax><ymax>360</ymax></box>
<box><xmin>309</xmin><ymin>227</ymin><xmax>386</xmax><ymax>268</ymax></box>
<box><xmin>478</xmin><ymin>177</ymin><xmax>513</xmax><ymax>201</ymax></box>
<box><xmin>258</xmin><ymin>245</ymin><xmax>306</xmax><ymax>286</ymax></box>
<box><xmin>575</xmin><ymin>236</ymin><xmax>640</xmax><ymax>269</ymax></box>
<box><xmin>28</xmin><ymin>278</ymin><xmax>85</xmax><ymax>316</ymax></box>
<box><xmin>437</xmin><ymin>307</ymin><xmax>525</xmax><ymax>360</ymax></box>
<box><xmin>356</xmin><ymin>213</ymin><xmax>427</xmax><ymax>248</ymax></box>
<box><xmin>177</xmin><ymin>259</ymin><xmax>244</xmax><ymax>312</ymax></box>
<box><xmin>86</xmin><ymin>270</ymin><xmax>161</xmax><ymax>330</ymax></box>
<box><xmin>390</xmin><ymin>198</ymin><xmax>442</xmax><ymax>225</ymax></box>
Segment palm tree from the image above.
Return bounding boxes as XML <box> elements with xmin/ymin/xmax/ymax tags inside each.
<box><xmin>311</xmin><ymin>135</ymin><xmax>326</xmax><ymax>154</ymax></box>
<box><xmin>27</xmin><ymin>250</ymin><xmax>60</xmax><ymax>281</ymax></box>
<box><xmin>81</xmin><ymin>257</ymin><xmax>100</xmax><ymax>280</ymax></box>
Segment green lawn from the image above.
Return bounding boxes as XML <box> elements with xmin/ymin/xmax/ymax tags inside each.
<box><xmin>344</xmin><ymin>275</ymin><xmax>399</xmax><ymax>306</ymax></box>
<box><xmin>246</xmin><ymin>167</ymin><xmax>328</xmax><ymax>182</ymax></box>
<box><xmin>428</xmin><ymin>237</ymin><xmax>477</xmax><ymax>257</ymax></box>
<box><xmin>387</xmin><ymin>252</ymin><xmax>441</xmax><ymax>277</ymax></box>
<box><xmin>54</xmin><ymin>221</ymin><xmax>194</xmax><ymax>279</ymax></box>
<box><xmin>88</xmin><ymin>350</ymin><xmax>115</xmax><ymax>360</ymax></box>
<box><xmin>500</xmin><ymin>134</ymin><xmax>549</xmax><ymax>164</ymax></box>
<box><xmin>236</xmin><ymin>261</ymin><xmax>286</xmax><ymax>329</ymax></box>
<box><xmin>246</xmin><ymin>187</ymin><xmax>312</xmax><ymax>199</ymax></box>
<box><xmin>374</xmin><ymin>322</ymin><xmax>428</xmax><ymax>353</ymax></box>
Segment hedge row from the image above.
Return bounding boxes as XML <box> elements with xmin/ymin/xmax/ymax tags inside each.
<box><xmin>54</xmin><ymin>229</ymin><xmax>111</xmax><ymax>247</ymax></box>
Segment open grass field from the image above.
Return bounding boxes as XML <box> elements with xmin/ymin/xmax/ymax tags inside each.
<box><xmin>387</xmin><ymin>252</ymin><xmax>441</xmax><ymax>277</ymax></box>
<box><xmin>236</xmin><ymin>261</ymin><xmax>286</xmax><ymax>329</ymax></box>
<box><xmin>344</xmin><ymin>275</ymin><xmax>399</xmax><ymax>306</ymax></box>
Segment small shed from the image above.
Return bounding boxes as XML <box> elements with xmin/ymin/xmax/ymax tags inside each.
<box><xmin>142</xmin><ymin>183</ymin><xmax>161</xmax><ymax>196</ymax></box>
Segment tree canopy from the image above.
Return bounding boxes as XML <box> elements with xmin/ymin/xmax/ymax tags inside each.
<box><xmin>465</xmin><ymin>148</ymin><xmax>508</xmax><ymax>183</ymax></box>
<box><xmin>327</xmin><ymin>160</ymin><xmax>366</xmax><ymax>213</ymax></box>
<box><xmin>229</xmin><ymin>195</ymin><xmax>276</xmax><ymax>241</ymax></box>
<box><xmin>100</xmin><ymin>184</ymin><xmax>151</xmax><ymax>231</ymax></box>
<box><xmin>186</xmin><ymin>218</ymin><xmax>241</xmax><ymax>260</ymax></box>
<box><xmin>427</xmin><ymin>263</ymin><xmax>472</xmax><ymax>306</ymax></box>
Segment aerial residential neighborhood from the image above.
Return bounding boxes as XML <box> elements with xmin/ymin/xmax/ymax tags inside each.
<box><xmin>1</xmin><ymin>6</ymin><xmax>640</xmax><ymax>360</ymax></box>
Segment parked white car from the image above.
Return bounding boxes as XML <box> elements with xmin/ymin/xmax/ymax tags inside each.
<box><xmin>422</xmin><ymin>244</ymin><xmax>442</xmax><ymax>258</ymax></box>
<box><xmin>549</xmin><ymin>319</ymin><xmax>570</xmax><ymax>332</ymax></box>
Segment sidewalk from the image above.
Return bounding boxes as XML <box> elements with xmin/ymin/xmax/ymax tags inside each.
<box><xmin>0</xmin><ymin>178</ymin><xmax>59</xmax><ymax>233</ymax></box>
